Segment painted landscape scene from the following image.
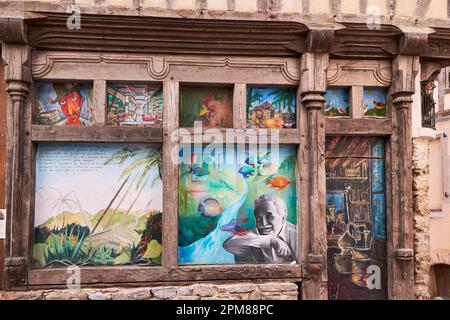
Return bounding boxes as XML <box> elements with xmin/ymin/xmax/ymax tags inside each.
<box><xmin>107</xmin><ymin>83</ymin><xmax>163</xmax><ymax>127</ymax></box>
<box><xmin>324</xmin><ymin>88</ymin><xmax>350</xmax><ymax>117</ymax></box>
<box><xmin>364</xmin><ymin>88</ymin><xmax>387</xmax><ymax>117</ymax></box>
<box><xmin>33</xmin><ymin>143</ymin><xmax>163</xmax><ymax>268</ymax></box>
<box><xmin>35</xmin><ymin>82</ymin><xmax>94</xmax><ymax>126</ymax></box>
<box><xmin>178</xmin><ymin>145</ymin><xmax>298</xmax><ymax>265</ymax></box>
<box><xmin>246</xmin><ymin>87</ymin><xmax>296</xmax><ymax>129</ymax></box>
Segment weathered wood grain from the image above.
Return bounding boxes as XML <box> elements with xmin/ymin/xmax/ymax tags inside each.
<box><xmin>162</xmin><ymin>81</ymin><xmax>179</xmax><ymax>268</ymax></box>
<box><xmin>27</xmin><ymin>264</ymin><xmax>302</xmax><ymax>287</ymax></box>
<box><xmin>93</xmin><ymin>80</ymin><xmax>106</xmax><ymax>125</ymax></box>
<box><xmin>31</xmin><ymin>126</ymin><xmax>163</xmax><ymax>143</ymax></box>
<box><xmin>325</xmin><ymin>118</ymin><xmax>391</xmax><ymax>136</ymax></box>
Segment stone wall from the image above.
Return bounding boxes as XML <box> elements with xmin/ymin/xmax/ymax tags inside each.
<box><xmin>412</xmin><ymin>137</ymin><xmax>432</xmax><ymax>300</ymax></box>
<box><xmin>0</xmin><ymin>282</ymin><xmax>299</xmax><ymax>300</ymax></box>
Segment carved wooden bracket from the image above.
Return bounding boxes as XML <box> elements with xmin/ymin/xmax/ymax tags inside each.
<box><xmin>0</xmin><ymin>17</ymin><xmax>27</xmax><ymax>45</ymax></box>
<box><xmin>399</xmin><ymin>32</ymin><xmax>429</xmax><ymax>56</ymax></box>
<box><xmin>395</xmin><ymin>248</ymin><xmax>414</xmax><ymax>280</ymax></box>
<box><xmin>4</xmin><ymin>257</ymin><xmax>27</xmax><ymax>288</ymax></box>
<box><xmin>307</xmin><ymin>28</ymin><xmax>334</xmax><ymax>54</ymax></box>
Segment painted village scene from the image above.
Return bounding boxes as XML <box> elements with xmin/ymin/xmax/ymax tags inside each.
<box><xmin>246</xmin><ymin>87</ymin><xmax>296</xmax><ymax>129</ymax></box>
<box><xmin>106</xmin><ymin>83</ymin><xmax>164</xmax><ymax>127</ymax></box>
<box><xmin>179</xmin><ymin>86</ymin><xmax>233</xmax><ymax>128</ymax></box>
<box><xmin>364</xmin><ymin>88</ymin><xmax>387</xmax><ymax>117</ymax></box>
<box><xmin>178</xmin><ymin>145</ymin><xmax>298</xmax><ymax>264</ymax></box>
<box><xmin>33</xmin><ymin>143</ymin><xmax>163</xmax><ymax>268</ymax></box>
<box><xmin>325</xmin><ymin>136</ymin><xmax>387</xmax><ymax>300</ymax></box>
<box><xmin>324</xmin><ymin>88</ymin><xmax>350</xmax><ymax>117</ymax></box>
<box><xmin>35</xmin><ymin>82</ymin><xmax>94</xmax><ymax>126</ymax></box>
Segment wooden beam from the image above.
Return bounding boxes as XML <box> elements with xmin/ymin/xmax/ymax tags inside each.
<box><xmin>93</xmin><ymin>80</ymin><xmax>106</xmax><ymax>125</ymax></box>
<box><xmin>27</xmin><ymin>264</ymin><xmax>302</xmax><ymax>287</ymax></box>
<box><xmin>300</xmin><ymin>52</ymin><xmax>328</xmax><ymax>300</ymax></box>
<box><xmin>162</xmin><ymin>81</ymin><xmax>179</xmax><ymax>268</ymax></box>
<box><xmin>178</xmin><ymin>128</ymin><xmax>300</xmax><ymax>145</ymax></box>
<box><xmin>233</xmin><ymin>83</ymin><xmax>246</xmax><ymax>129</ymax></box>
<box><xmin>31</xmin><ymin>126</ymin><xmax>163</xmax><ymax>143</ymax></box>
<box><xmin>325</xmin><ymin>118</ymin><xmax>392</xmax><ymax>136</ymax></box>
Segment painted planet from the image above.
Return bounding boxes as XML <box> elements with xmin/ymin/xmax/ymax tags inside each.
<box><xmin>198</xmin><ymin>198</ymin><xmax>223</xmax><ymax>217</ymax></box>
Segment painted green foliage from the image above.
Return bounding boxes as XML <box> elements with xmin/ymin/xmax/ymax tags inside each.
<box><xmin>33</xmin><ymin>143</ymin><xmax>163</xmax><ymax>268</ymax></box>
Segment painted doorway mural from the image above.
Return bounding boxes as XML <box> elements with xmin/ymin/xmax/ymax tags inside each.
<box><xmin>325</xmin><ymin>136</ymin><xmax>387</xmax><ymax>300</ymax></box>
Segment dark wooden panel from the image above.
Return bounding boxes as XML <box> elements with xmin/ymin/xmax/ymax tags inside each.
<box><xmin>27</xmin><ymin>264</ymin><xmax>303</xmax><ymax>288</ymax></box>
<box><xmin>31</xmin><ymin>125</ymin><xmax>163</xmax><ymax>143</ymax></box>
<box><xmin>325</xmin><ymin>118</ymin><xmax>392</xmax><ymax>136</ymax></box>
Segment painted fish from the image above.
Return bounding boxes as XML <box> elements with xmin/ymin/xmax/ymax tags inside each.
<box><xmin>220</xmin><ymin>218</ymin><xmax>249</xmax><ymax>236</ymax></box>
<box><xmin>267</xmin><ymin>175</ymin><xmax>290</xmax><ymax>188</ymax></box>
<box><xmin>189</xmin><ymin>163</ymin><xmax>209</xmax><ymax>177</ymax></box>
<box><xmin>238</xmin><ymin>165</ymin><xmax>255</xmax><ymax>177</ymax></box>
<box><xmin>198</xmin><ymin>198</ymin><xmax>223</xmax><ymax>217</ymax></box>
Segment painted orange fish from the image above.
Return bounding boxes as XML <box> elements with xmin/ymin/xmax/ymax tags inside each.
<box><xmin>267</xmin><ymin>175</ymin><xmax>290</xmax><ymax>188</ymax></box>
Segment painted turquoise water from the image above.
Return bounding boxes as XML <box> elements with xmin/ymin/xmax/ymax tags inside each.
<box><xmin>178</xmin><ymin>173</ymin><xmax>248</xmax><ymax>264</ymax></box>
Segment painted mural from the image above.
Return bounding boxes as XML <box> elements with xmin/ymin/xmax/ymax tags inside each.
<box><xmin>106</xmin><ymin>83</ymin><xmax>163</xmax><ymax>127</ymax></box>
<box><xmin>326</xmin><ymin>137</ymin><xmax>387</xmax><ymax>300</ymax></box>
<box><xmin>33</xmin><ymin>143</ymin><xmax>163</xmax><ymax>268</ymax></box>
<box><xmin>178</xmin><ymin>145</ymin><xmax>297</xmax><ymax>264</ymax></box>
<box><xmin>35</xmin><ymin>82</ymin><xmax>94</xmax><ymax>126</ymax></box>
<box><xmin>324</xmin><ymin>88</ymin><xmax>350</xmax><ymax>117</ymax></box>
<box><xmin>179</xmin><ymin>86</ymin><xmax>233</xmax><ymax>128</ymax></box>
<box><xmin>246</xmin><ymin>87</ymin><xmax>296</xmax><ymax>129</ymax></box>
<box><xmin>364</xmin><ymin>88</ymin><xmax>387</xmax><ymax>117</ymax></box>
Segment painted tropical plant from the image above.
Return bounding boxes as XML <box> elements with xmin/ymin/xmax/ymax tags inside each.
<box><xmin>33</xmin><ymin>144</ymin><xmax>163</xmax><ymax>268</ymax></box>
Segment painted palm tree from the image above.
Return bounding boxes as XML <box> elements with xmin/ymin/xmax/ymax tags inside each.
<box><xmin>91</xmin><ymin>146</ymin><xmax>163</xmax><ymax>233</ymax></box>
<box><xmin>48</xmin><ymin>189</ymin><xmax>77</xmax><ymax>228</ymax></box>
<box><xmin>247</xmin><ymin>88</ymin><xmax>264</xmax><ymax>108</ymax></box>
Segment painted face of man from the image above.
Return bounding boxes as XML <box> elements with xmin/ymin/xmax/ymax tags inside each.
<box><xmin>254</xmin><ymin>201</ymin><xmax>284</xmax><ymax>236</ymax></box>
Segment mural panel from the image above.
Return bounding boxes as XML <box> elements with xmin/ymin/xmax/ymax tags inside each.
<box><xmin>178</xmin><ymin>145</ymin><xmax>298</xmax><ymax>264</ymax></box>
<box><xmin>326</xmin><ymin>137</ymin><xmax>387</xmax><ymax>300</ymax></box>
<box><xmin>35</xmin><ymin>82</ymin><xmax>94</xmax><ymax>126</ymax></box>
<box><xmin>179</xmin><ymin>86</ymin><xmax>233</xmax><ymax>128</ymax></box>
<box><xmin>106</xmin><ymin>83</ymin><xmax>163</xmax><ymax>127</ymax></box>
<box><xmin>324</xmin><ymin>88</ymin><xmax>350</xmax><ymax>117</ymax></box>
<box><xmin>364</xmin><ymin>88</ymin><xmax>387</xmax><ymax>118</ymax></box>
<box><xmin>246</xmin><ymin>87</ymin><xmax>296</xmax><ymax>129</ymax></box>
<box><xmin>33</xmin><ymin>143</ymin><xmax>163</xmax><ymax>268</ymax></box>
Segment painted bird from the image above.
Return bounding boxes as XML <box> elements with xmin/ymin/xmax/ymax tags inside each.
<box><xmin>373</xmin><ymin>100</ymin><xmax>385</xmax><ymax>110</ymax></box>
<box><xmin>220</xmin><ymin>218</ymin><xmax>249</xmax><ymax>236</ymax></box>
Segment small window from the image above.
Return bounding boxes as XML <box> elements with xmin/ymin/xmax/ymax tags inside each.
<box><xmin>106</xmin><ymin>83</ymin><xmax>163</xmax><ymax>127</ymax></box>
<box><xmin>35</xmin><ymin>82</ymin><xmax>94</xmax><ymax>126</ymax></box>
<box><xmin>363</xmin><ymin>88</ymin><xmax>387</xmax><ymax>118</ymax></box>
<box><xmin>179</xmin><ymin>85</ymin><xmax>233</xmax><ymax>128</ymax></box>
<box><xmin>324</xmin><ymin>87</ymin><xmax>350</xmax><ymax>117</ymax></box>
<box><xmin>246</xmin><ymin>87</ymin><xmax>297</xmax><ymax>129</ymax></box>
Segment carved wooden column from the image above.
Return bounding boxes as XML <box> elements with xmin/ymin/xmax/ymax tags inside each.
<box><xmin>300</xmin><ymin>52</ymin><xmax>329</xmax><ymax>300</ymax></box>
<box><xmin>390</xmin><ymin>54</ymin><xmax>419</xmax><ymax>299</ymax></box>
<box><xmin>1</xmin><ymin>19</ymin><xmax>32</xmax><ymax>288</ymax></box>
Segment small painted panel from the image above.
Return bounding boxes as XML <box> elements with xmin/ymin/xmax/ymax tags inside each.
<box><xmin>106</xmin><ymin>83</ymin><xmax>163</xmax><ymax>127</ymax></box>
<box><xmin>371</xmin><ymin>159</ymin><xmax>385</xmax><ymax>193</ymax></box>
<box><xmin>246</xmin><ymin>87</ymin><xmax>296</xmax><ymax>129</ymax></box>
<box><xmin>178</xmin><ymin>145</ymin><xmax>297</xmax><ymax>264</ymax></box>
<box><xmin>372</xmin><ymin>194</ymin><xmax>386</xmax><ymax>240</ymax></box>
<box><xmin>179</xmin><ymin>86</ymin><xmax>233</xmax><ymax>128</ymax></box>
<box><xmin>364</xmin><ymin>88</ymin><xmax>387</xmax><ymax>118</ymax></box>
<box><xmin>324</xmin><ymin>88</ymin><xmax>350</xmax><ymax>117</ymax></box>
<box><xmin>326</xmin><ymin>137</ymin><xmax>387</xmax><ymax>300</ymax></box>
<box><xmin>35</xmin><ymin>82</ymin><xmax>93</xmax><ymax>126</ymax></box>
<box><xmin>33</xmin><ymin>143</ymin><xmax>163</xmax><ymax>268</ymax></box>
